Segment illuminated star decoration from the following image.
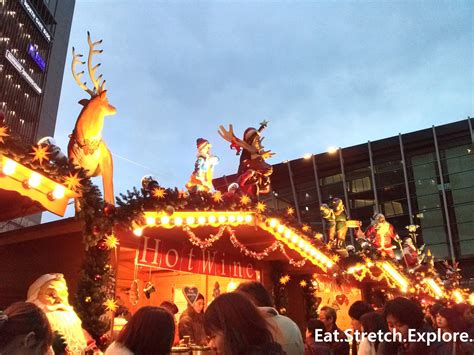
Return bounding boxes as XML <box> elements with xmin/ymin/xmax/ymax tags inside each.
<box><xmin>63</xmin><ymin>172</ymin><xmax>82</xmax><ymax>191</ymax></box>
<box><xmin>300</xmin><ymin>280</ymin><xmax>307</xmax><ymax>288</ymax></box>
<box><xmin>240</xmin><ymin>194</ymin><xmax>251</xmax><ymax>205</ymax></box>
<box><xmin>333</xmin><ymin>254</ymin><xmax>340</xmax><ymax>262</ymax></box>
<box><xmin>104</xmin><ymin>234</ymin><xmax>119</xmax><ymax>249</ymax></box>
<box><xmin>302</xmin><ymin>224</ymin><xmax>310</xmax><ymax>232</ymax></box>
<box><xmin>30</xmin><ymin>145</ymin><xmax>50</xmax><ymax>165</ymax></box>
<box><xmin>213</xmin><ymin>191</ymin><xmax>223</xmax><ymax>203</ymax></box>
<box><xmin>256</xmin><ymin>202</ymin><xmax>266</xmax><ymax>213</ymax></box>
<box><xmin>279</xmin><ymin>275</ymin><xmax>290</xmax><ymax>285</ymax></box>
<box><xmin>103</xmin><ymin>298</ymin><xmax>118</xmax><ymax>312</ymax></box>
<box><xmin>0</xmin><ymin>124</ymin><xmax>9</xmax><ymax>144</ymax></box>
<box><xmin>314</xmin><ymin>233</ymin><xmax>323</xmax><ymax>240</ymax></box>
<box><xmin>286</xmin><ymin>207</ymin><xmax>295</xmax><ymax>216</ymax></box>
<box><xmin>152</xmin><ymin>187</ymin><xmax>166</xmax><ymax>199</ymax></box>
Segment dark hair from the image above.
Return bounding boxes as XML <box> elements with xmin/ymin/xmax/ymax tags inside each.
<box><xmin>0</xmin><ymin>302</ymin><xmax>52</xmax><ymax>354</ymax></box>
<box><xmin>236</xmin><ymin>281</ymin><xmax>273</xmax><ymax>307</ymax></box>
<box><xmin>320</xmin><ymin>306</ymin><xmax>337</xmax><ymax>323</ymax></box>
<box><xmin>429</xmin><ymin>303</ymin><xmax>444</xmax><ymax>318</ymax></box>
<box><xmin>197</xmin><ymin>293</ymin><xmax>204</xmax><ymax>302</ymax></box>
<box><xmin>360</xmin><ymin>312</ymin><xmax>388</xmax><ymax>351</ymax></box>
<box><xmin>348</xmin><ymin>301</ymin><xmax>374</xmax><ymax>321</ymax></box>
<box><xmin>438</xmin><ymin>307</ymin><xmax>468</xmax><ymax>333</ymax></box>
<box><xmin>383</xmin><ymin>297</ymin><xmax>424</xmax><ymax>329</ymax></box>
<box><xmin>204</xmin><ymin>293</ymin><xmax>277</xmax><ymax>355</ymax></box>
<box><xmin>307</xmin><ymin>318</ymin><xmax>325</xmax><ymax>338</ymax></box>
<box><xmin>160</xmin><ymin>301</ymin><xmax>179</xmax><ymax>315</ymax></box>
<box><xmin>116</xmin><ymin>306</ymin><xmax>175</xmax><ymax>355</ymax></box>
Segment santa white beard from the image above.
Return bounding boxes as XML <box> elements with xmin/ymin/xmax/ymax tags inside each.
<box><xmin>33</xmin><ymin>301</ymin><xmax>88</xmax><ymax>353</ymax></box>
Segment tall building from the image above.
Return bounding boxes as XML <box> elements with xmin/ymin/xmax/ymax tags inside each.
<box><xmin>1</xmin><ymin>0</ymin><xmax>75</xmax><ymax>143</ymax></box>
<box><xmin>0</xmin><ymin>0</ymin><xmax>75</xmax><ymax>230</ymax></box>
<box><xmin>214</xmin><ymin>118</ymin><xmax>474</xmax><ymax>282</ymax></box>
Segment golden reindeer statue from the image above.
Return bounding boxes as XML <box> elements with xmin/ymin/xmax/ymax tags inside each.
<box><xmin>68</xmin><ymin>32</ymin><xmax>116</xmax><ymax>206</ymax></box>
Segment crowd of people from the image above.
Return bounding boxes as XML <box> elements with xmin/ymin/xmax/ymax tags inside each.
<box><xmin>1</xmin><ymin>278</ymin><xmax>474</xmax><ymax>355</ymax></box>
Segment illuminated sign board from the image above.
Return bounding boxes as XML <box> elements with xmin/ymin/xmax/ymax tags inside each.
<box><xmin>27</xmin><ymin>43</ymin><xmax>46</xmax><ymax>72</ymax></box>
<box><xmin>5</xmin><ymin>49</ymin><xmax>42</xmax><ymax>95</ymax></box>
<box><xmin>19</xmin><ymin>0</ymin><xmax>52</xmax><ymax>43</ymax></box>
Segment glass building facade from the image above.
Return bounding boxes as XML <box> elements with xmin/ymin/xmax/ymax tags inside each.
<box><xmin>214</xmin><ymin>118</ymin><xmax>474</xmax><ymax>279</ymax></box>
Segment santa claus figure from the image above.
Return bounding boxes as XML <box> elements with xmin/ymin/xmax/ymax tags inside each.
<box><xmin>186</xmin><ymin>138</ymin><xmax>219</xmax><ymax>192</ymax></box>
<box><xmin>364</xmin><ymin>214</ymin><xmax>399</xmax><ymax>258</ymax></box>
<box><xmin>26</xmin><ymin>273</ymin><xmax>99</xmax><ymax>354</ymax></box>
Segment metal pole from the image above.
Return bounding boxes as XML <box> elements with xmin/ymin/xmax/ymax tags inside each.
<box><xmin>312</xmin><ymin>154</ymin><xmax>326</xmax><ymax>240</ymax></box>
<box><xmin>399</xmin><ymin>134</ymin><xmax>414</xmax><ymax>224</ymax></box>
<box><xmin>432</xmin><ymin>125</ymin><xmax>456</xmax><ymax>264</ymax></box>
<box><xmin>287</xmin><ymin>160</ymin><xmax>302</xmax><ymax>223</ymax></box>
<box><xmin>339</xmin><ymin>148</ymin><xmax>354</xmax><ymax>245</ymax></box>
<box><xmin>468</xmin><ymin>116</ymin><xmax>474</xmax><ymax>144</ymax></box>
<box><xmin>368</xmin><ymin>140</ymin><xmax>379</xmax><ymax>211</ymax></box>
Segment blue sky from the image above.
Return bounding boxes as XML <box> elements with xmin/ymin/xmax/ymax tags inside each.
<box><xmin>44</xmin><ymin>0</ymin><xmax>473</xmax><ymax>220</ymax></box>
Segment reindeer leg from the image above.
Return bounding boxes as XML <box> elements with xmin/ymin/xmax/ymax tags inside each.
<box><xmin>98</xmin><ymin>142</ymin><xmax>115</xmax><ymax>206</ymax></box>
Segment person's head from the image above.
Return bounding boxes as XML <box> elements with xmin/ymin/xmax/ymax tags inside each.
<box><xmin>428</xmin><ymin>302</ymin><xmax>443</xmax><ymax>326</ymax></box>
<box><xmin>436</xmin><ymin>307</ymin><xmax>466</xmax><ymax>333</ymax></box>
<box><xmin>360</xmin><ymin>312</ymin><xmax>387</xmax><ymax>350</ymax></box>
<box><xmin>384</xmin><ymin>297</ymin><xmax>424</xmax><ymax>339</ymax></box>
<box><xmin>160</xmin><ymin>301</ymin><xmax>178</xmax><ymax>315</ymax></box>
<box><xmin>306</xmin><ymin>319</ymin><xmax>325</xmax><ymax>339</ymax></box>
<box><xmin>117</xmin><ymin>306</ymin><xmax>175</xmax><ymax>355</ymax></box>
<box><xmin>27</xmin><ymin>274</ymin><xmax>70</xmax><ymax>310</ymax></box>
<box><xmin>191</xmin><ymin>293</ymin><xmax>205</xmax><ymax>314</ymax></box>
<box><xmin>348</xmin><ymin>301</ymin><xmax>374</xmax><ymax>331</ymax></box>
<box><xmin>0</xmin><ymin>302</ymin><xmax>52</xmax><ymax>355</ymax></box>
<box><xmin>196</xmin><ymin>138</ymin><xmax>211</xmax><ymax>156</ymax></box>
<box><xmin>235</xmin><ymin>281</ymin><xmax>273</xmax><ymax>307</ymax></box>
<box><xmin>452</xmin><ymin>303</ymin><xmax>472</xmax><ymax>320</ymax></box>
<box><xmin>375</xmin><ymin>214</ymin><xmax>386</xmax><ymax>224</ymax></box>
<box><xmin>319</xmin><ymin>306</ymin><xmax>337</xmax><ymax>330</ymax></box>
<box><xmin>204</xmin><ymin>292</ymin><xmax>274</xmax><ymax>355</ymax></box>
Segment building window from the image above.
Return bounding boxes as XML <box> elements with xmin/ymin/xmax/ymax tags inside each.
<box><xmin>320</xmin><ymin>174</ymin><xmax>342</xmax><ymax>186</ymax></box>
<box><xmin>349</xmin><ymin>176</ymin><xmax>371</xmax><ymax>193</ymax></box>
<box><xmin>383</xmin><ymin>201</ymin><xmax>403</xmax><ymax>217</ymax></box>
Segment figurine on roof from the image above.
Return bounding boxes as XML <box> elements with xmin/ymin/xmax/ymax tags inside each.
<box><xmin>364</xmin><ymin>213</ymin><xmax>400</xmax><ymax>258</ymax></box>
<box><xmin>218</xmin><ymin>120</ymin><xmax>274</xmax><ymax>198</ymax></box>
<box><xmin>321</xmin><ymin>198</ymin><xmax>348</xmax><ymax>248</ymax></box>
<box><xmin>186</xmin><ymin>138</ymin><xmax>219</xmax><ymax>192</ymax></box>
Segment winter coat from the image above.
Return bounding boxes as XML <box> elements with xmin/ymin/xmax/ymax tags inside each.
<box><xmin>178</xmin><ymin>306</ymin><xmax>207</xmax><ymax>345</ymax></box>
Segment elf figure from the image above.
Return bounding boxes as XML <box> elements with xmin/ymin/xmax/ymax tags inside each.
<box><xmin>320</xmin><ymin>203</ymin><xmax>336</xmax><ymax>244</ymax></box>
<box><xmin>186</xmin><ymin>138</ymin><xmax>219</xmax><ymax>192</ymax></box>
<box><xmin>364</xmin><ymin>213</ymin><xmax>400</xmax><ymax>258</ymax></box>
<box><xmin>331</xmin><ymin>198</ymin><xmax>348</xmax><ymax>248</ymax></box>
<box><xmin>218</xmin><ymin>120</ymin><xmax>274</xmax><ymax>198</ymax></box>
<box><xmin>402</xmin><ymin>237</ymin><xmax>419</xmax><ymax>268</ymax></box>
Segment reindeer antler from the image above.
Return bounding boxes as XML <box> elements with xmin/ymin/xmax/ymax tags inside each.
<box><xmin>71</xmin><ymin>47</ymin><xmax>94</xmax><ymax>96</ymax></box>
<box><xmin>87</xmin><ymin>31</ymin><xmax>105</xmax><ymax>94</ymax></box>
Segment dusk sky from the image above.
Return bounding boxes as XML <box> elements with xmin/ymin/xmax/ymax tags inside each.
<box><xmin>44</xmin><ymin>0</ymin><xmax>472</xmax><ymax>220</ymax></box>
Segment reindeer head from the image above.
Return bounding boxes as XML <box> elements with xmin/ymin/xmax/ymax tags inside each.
<box><xmin>72</xmin><ymin>32</ymin><xmax>116</xmax><ymax>118</ymax></box>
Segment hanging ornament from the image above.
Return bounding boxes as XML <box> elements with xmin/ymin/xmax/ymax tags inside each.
<box><xmin>84</xmin><ymin>296</ymin><xmax>92</xmax><ymax>303</ymax></box>
<box><xmin>104</xmin><ymin>264</ymin><xmax>112</xmax><ymax>271</ymax></box>
<box><xmin>93</xmin><ymin>226</ymin><xmax>101</xmax><ymax>236</ymax></box>
<box><xmin>63</xmin><ymin>172</ymin><xmax>82</xmax><ymax>191</ymax></box>
<box><xmin>141</xmin><ymin>175</ymin><xmax>160</xmax><ymax>191</ymax></box>
<box><xmin>0</xmin><ymin>123</ymin><xmax>9</xmax><ymax>143</ymax></box>
<box><xmin>94</xmin><ymin>274</ymin><xmax>102</xmax><ymax>281</ymax></box>
<box><xmin>286</xmin><ymin>207</ymin><xmax>295</xmax><ymax>216</ymax></box>
<box><xmin>279</xmin><ymin>275</ymin><xmax>290</xmax><ymax>285</ymax></box>
<box><xmin>256</xmin><ymin>202</ymin><xmax>266</xmax><ymax>213</ymax></box>
<box><xmin>96</xmin><ymin>239</ymin><xmax>107</xmax><ymax>250</ymax></box>
<box><xmin>104</xmin><ymin>234</ymin><xmax>119</xmax><ymax>249</ymax></box>
<box><xmin>165</xmin><ymin>205</ymin><xmax>175</xmax><ymax>216</ymax></box>
<box><xmin>213</xmin><ymin>191</ymin><xmax>223</xmax><ymax>203</ymax></box>
<box><xmin>152</xmin><ymin>187</ymin><xmax>167</xmax><ymax>199</ymax></box>
<box><xmin>103</xmin><ymin>203</ymin><xmax>115</xmax><ymax>217</ymax></box>
<box><xmin>103</xmin><ymin>298</ymin><xmax>118</xmax><ymax>312</ymax></box>
<box><xmin>300</xmin><ymin>280</ymin><xmax>308</xmax><ymax>288</ymax></box>
<box><xmin>240</xmin><ymin>194</ymin><xmax>251</xmax><ymax>206</ymax></box>
<box><xmin>30</xmin><ymin>145</ymin><xmax>50</xmax><ymax>165</ymax></box>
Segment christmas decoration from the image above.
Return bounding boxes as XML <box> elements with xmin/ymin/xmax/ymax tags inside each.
<box><xmin>68</xmin><ymin>32</ymin><xmax>116</xmax><ymax>206</ymax></box>
<box><xmin>152</xmin><ymin>187</ymin><xmax>167</xmax><ymax>199</ymax></box>
<box><xmin>0</xmin><ymin>123</ymin><xmax>9</xmax><ymax>143</ymax></box>
<box><xmin>212</xmin><ymin>191</ymin><xmax>223</xmax><ymax>202</ymax></box>
<box><xmin>31</xmin><ymin>144</ymin><xmax>50</xmax><ymax>165</ymax></box>
<box><xmin>103</xmin><ymin>298</ymin><xmax>118</xmax><ymax>313</ymax></box>
<box><xmin>363</xmin><ymin>213</ymin><xmax>400</xmax><ymax>258</ymax></box>
<box><xmin>212</xmin><ymin>282</ymin><xmax>221</xmax><ymax>299</ymax></box>
<box><xmin>256</xmin><ymin>201</ymin><xmax>266</xmax><ymax>213</ymax></box>
<box><xmin>286</xmin><ymin>206</ymin><xmax>295</xmax><ymax>216</ymax></box>
<box><xmin>218</xmin><ymin>121</ymin><xmax>274</xmax><ymax>197</ymax></box>
<box><xmin>104</xmin><ymin>234</ymin><xmax>119</xmax><ymax>249</ymax></box>
<box><xmin>186</xmin><ymin>138</ymin><xmax>219</xmax><ymax>192</ymax></box>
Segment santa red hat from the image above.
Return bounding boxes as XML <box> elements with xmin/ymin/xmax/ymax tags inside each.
<box><xmin>196</xmin><ymin>138</ymin><xmax>210</xmax><ymax>150</ymax></box>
